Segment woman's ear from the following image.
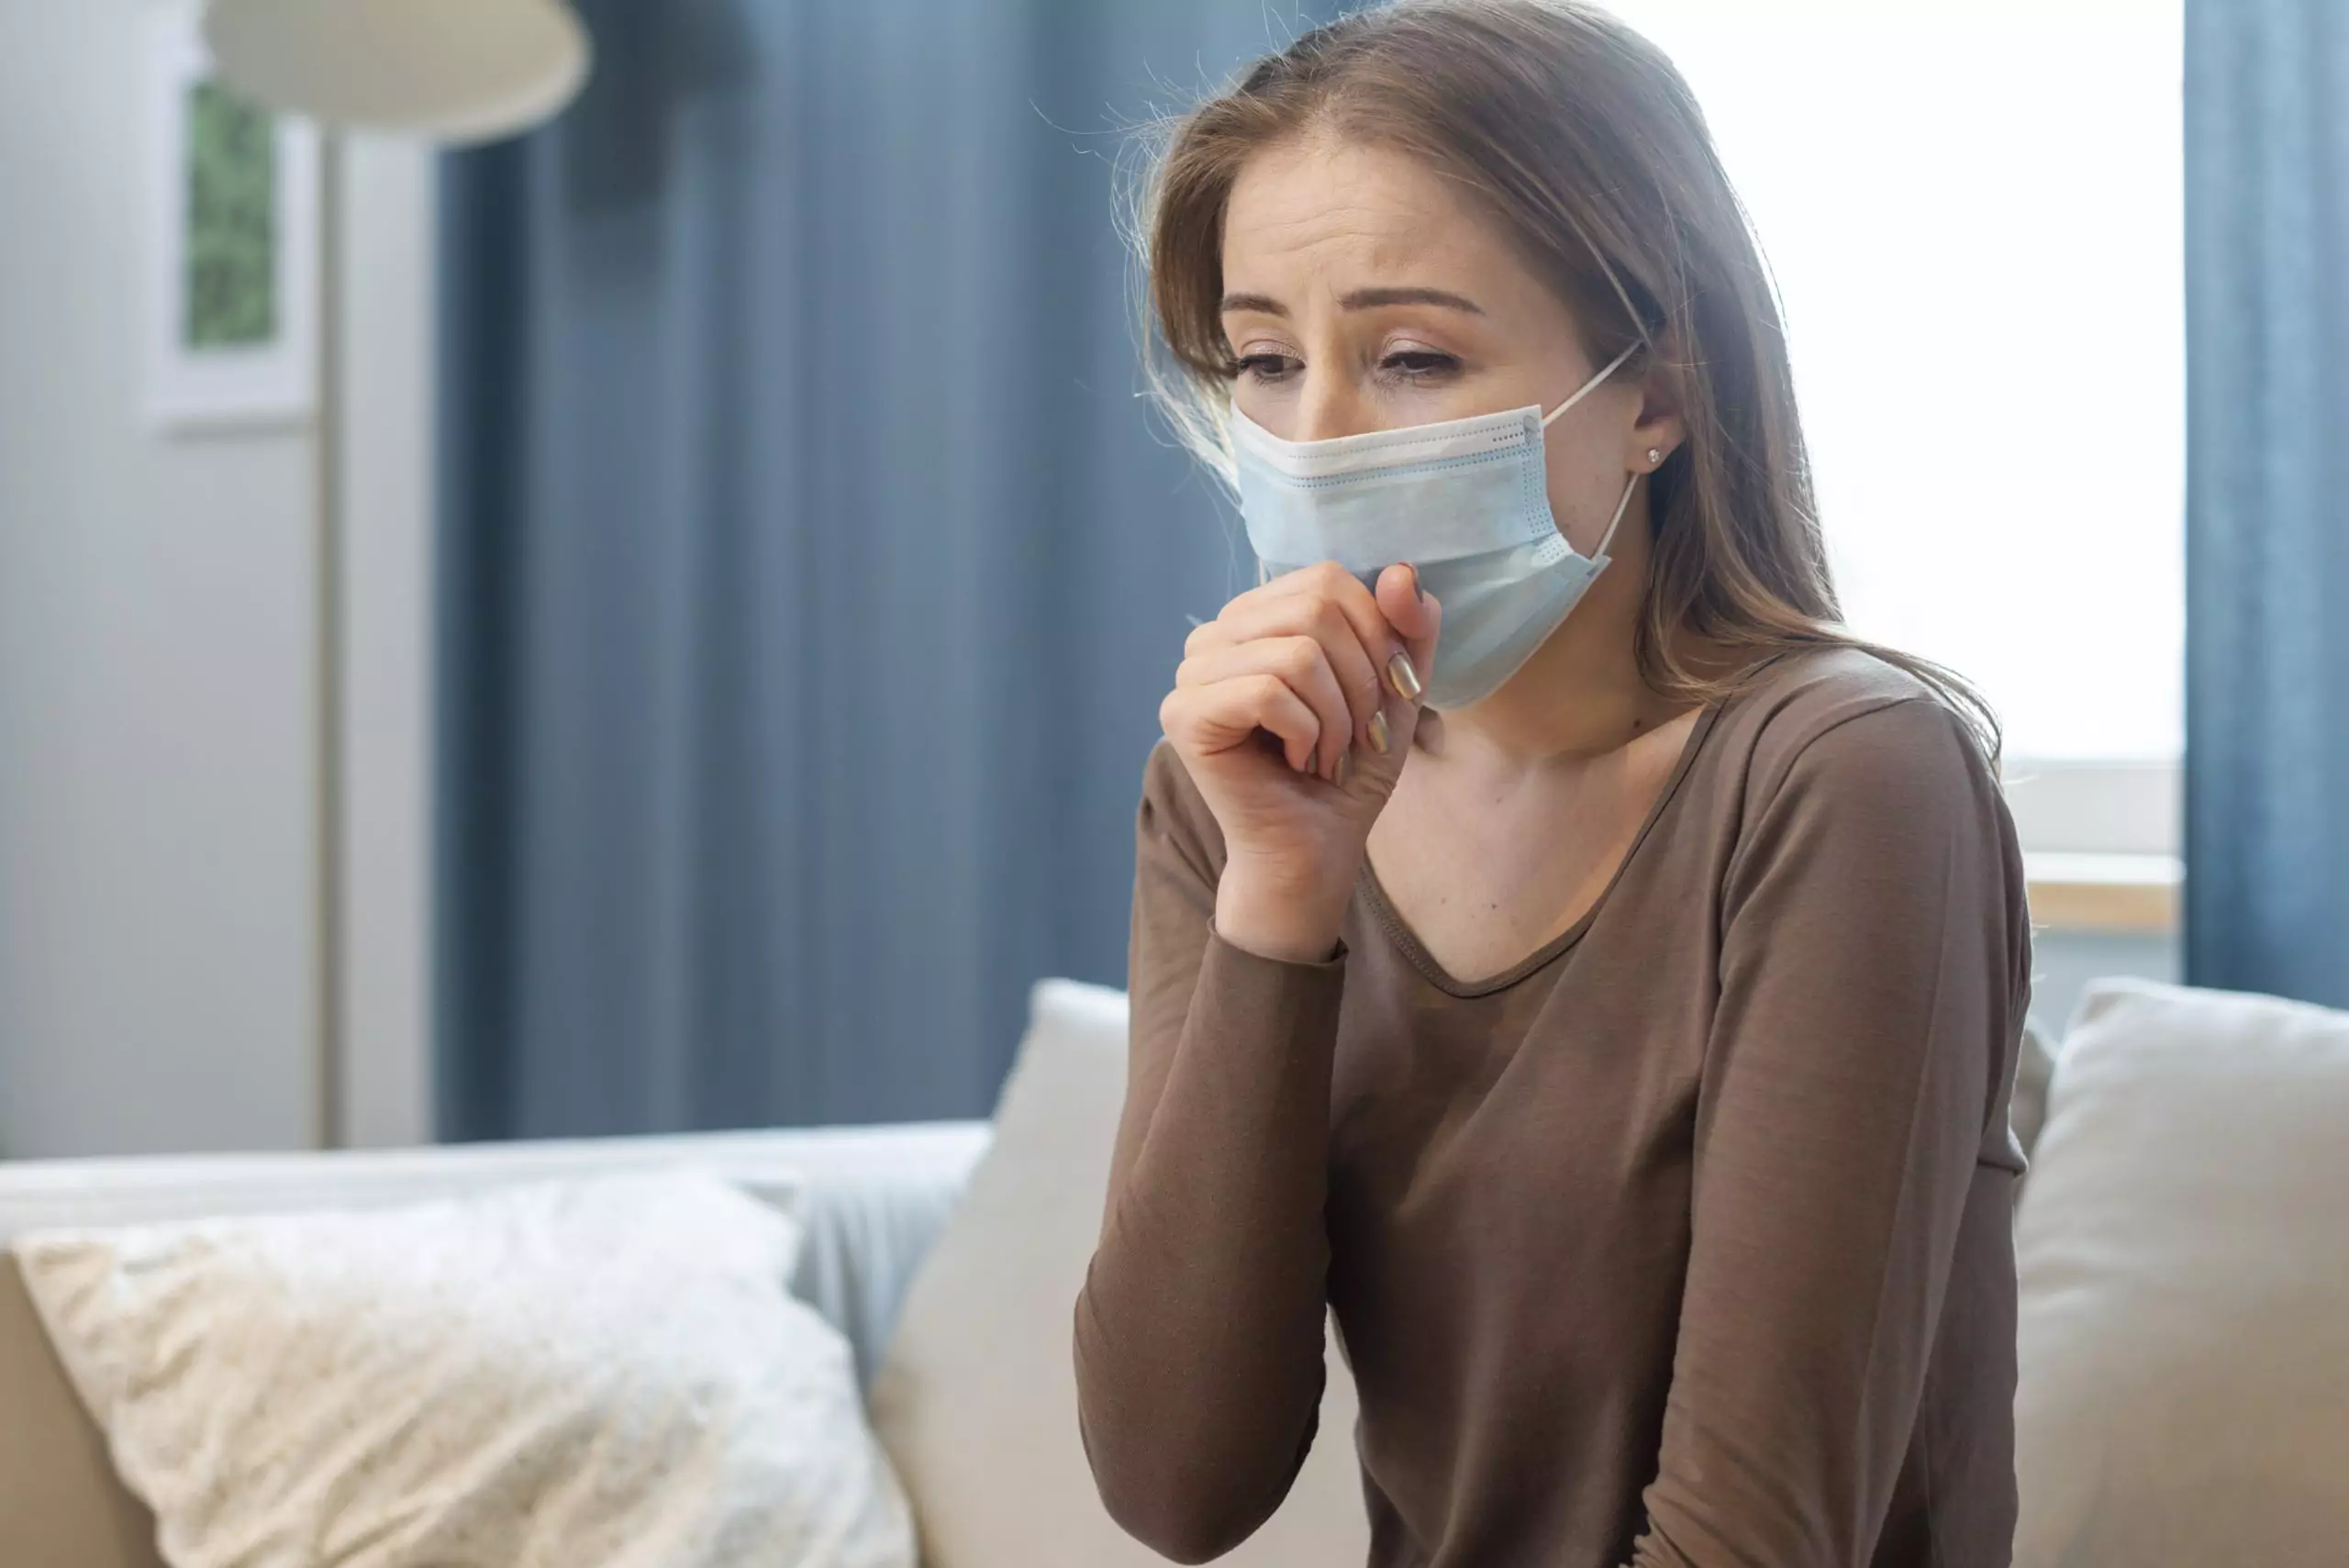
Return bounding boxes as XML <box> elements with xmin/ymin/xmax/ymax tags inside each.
<box><xmin>1628</xmin><ymin>337</ymin><xmax>1688</xmax><ymax>470</ymax></box>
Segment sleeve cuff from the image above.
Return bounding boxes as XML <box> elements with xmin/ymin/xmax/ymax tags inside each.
<box><xmin>1194</xmin><ymin>924</ymin><xmax>1349</xmax><ymax>1057</ymax></box>
<box><xmin>1203</xmin><ymin>923</ymin><xmax>1348</xmax><ymax>973</ymax></box>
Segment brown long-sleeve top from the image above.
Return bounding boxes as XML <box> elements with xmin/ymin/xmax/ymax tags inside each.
<box><xmin>1074</xmin><ymin>650</ymin><xmax>2032</xmax><ymax>1568</ymax></box>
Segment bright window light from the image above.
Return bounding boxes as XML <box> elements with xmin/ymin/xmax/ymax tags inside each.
<box><xmin>1608</xmin><ymin>0</ymin><xmax>2185</xmax><ymax>762</ymax></box>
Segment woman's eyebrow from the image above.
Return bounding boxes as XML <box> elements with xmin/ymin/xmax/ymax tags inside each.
<box><xmin>1341</xmin><ymin>286</ymin><xmax>1484</xmax><ymax>314</ymax></box>
<box><xmin>1217</xmin><ymin>286</ymin><xmax>1486</xmax><ymax>317</ymax></box>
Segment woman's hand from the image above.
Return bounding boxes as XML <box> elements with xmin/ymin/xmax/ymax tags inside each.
<box><xmin>1159</xmin><ymin>561</ymin><xmax>1442</xmax><ymax>962</ymax></box>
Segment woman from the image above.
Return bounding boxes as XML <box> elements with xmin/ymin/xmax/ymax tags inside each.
<box><xmin>1073</xmin><ymin>3</ymin><xmax>2030</xmax><ymax>1567</ymax></box>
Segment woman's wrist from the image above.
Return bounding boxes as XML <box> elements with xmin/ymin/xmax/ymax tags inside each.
<box><xmin>1215</xmin><ymin>849</ymin><xmax>1357</xmax><ymax>965</ymax></box>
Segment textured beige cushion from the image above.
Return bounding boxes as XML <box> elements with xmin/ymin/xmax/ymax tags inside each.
<box><xmin>870</xmin><ymin>979</ymin><xmax>1368</xmax><ymax>1568</ymax></box>
<box><xmin>17</xmin><ymin>1171</ymin><xmax>915</xmax><ymax>1568</ymax></box>
<box><xmin>2014</xmin><ymin>980</ymin><xmax>2349</xmax><ymax>1568</ymax></box>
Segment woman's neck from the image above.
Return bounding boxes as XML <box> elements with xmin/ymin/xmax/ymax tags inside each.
<box><xmin>1419</xmin><ymin>632</ymin><xmax>1695</xmax><ymax>776</ymax></box>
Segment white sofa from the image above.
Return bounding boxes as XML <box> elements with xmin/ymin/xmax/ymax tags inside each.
<box><xmin>0</xmin><ymin>1120</ymin><xmax>995</xmax><ymax>1568</ymax></box>
<box><xmin>4</xmin><ymin>976</ymin><xmax>2345</xmax><ymax>1568</ymax></box>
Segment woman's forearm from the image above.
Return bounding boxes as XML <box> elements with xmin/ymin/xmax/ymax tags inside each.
<box><xmin>1074</xmin><ymin>927</ymin><xmax>1344</xmax><ymax>1564</ymax></box>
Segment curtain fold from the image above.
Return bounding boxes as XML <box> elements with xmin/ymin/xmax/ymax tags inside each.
<box><xmin>2183</xmin><ymin>0</ymin><xmax>2349</xmax><ymax>1008</ymax></box>
<box><xmin>438</xmin><ymin>0</ymin><xmax>1326</xmax><ymax>1138</ymax></box>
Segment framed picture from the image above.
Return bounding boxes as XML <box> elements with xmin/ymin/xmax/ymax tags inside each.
<box><xmin>140</xmin><ymin>2</ymin><xmax>318</xmax><ymax>432</ymax></box>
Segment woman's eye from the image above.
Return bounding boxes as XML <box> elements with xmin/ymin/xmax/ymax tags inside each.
<box><xmin>1381</xmin><ymin>350</ymin><xmax>1461</xmax><ymax>380</ymax></box>
<box><xmin>1232</xmin><ymin>352</ymin><xmax>1300</xmax><ymax>384</ymax></box>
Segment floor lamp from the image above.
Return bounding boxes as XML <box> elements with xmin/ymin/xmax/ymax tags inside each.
<box><xmin>202</xmin><ymin>0</ymin><xmax>591</xmax><ymax>1146</ymax></box>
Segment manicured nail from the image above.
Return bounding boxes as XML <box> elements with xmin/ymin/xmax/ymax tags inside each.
<box><xmin>1334</xmin><ymin>746</ymin><xmax>1353</xmax><ymax>788</ymax></box>
<box><xmin>1386</xmin><ymin>651</ymin><xmax>1422</xmax><ymax>703</ymax></box>
<box><xmin>1367</xmin><ymin>709</ymin><xmax>1391</xmax><ymax>755</ymax></box>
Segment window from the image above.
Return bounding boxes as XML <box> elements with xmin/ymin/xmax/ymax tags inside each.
<box><xmin>1610</xmin><ymin>0</ymin><xmax>2185</xmax><ymax>829</ymax></box>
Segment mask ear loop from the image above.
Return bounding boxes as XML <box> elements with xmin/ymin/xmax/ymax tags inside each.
<box><xmin>1537</xmin><ymin>339</ymin><xmax>1645</xmax><ymax>429</ymax></box>
<box><xmin>1537</xmin><ymin>337</ymin><xmax>1648</xmax><ymax>564</ymax></box>
<box><xmin>1591</xmin><ymin>471</ymin><xmax>1641</xmax><ymax>563</ymax></box>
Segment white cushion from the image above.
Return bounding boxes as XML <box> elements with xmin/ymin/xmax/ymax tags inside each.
<box><xmin>16</xmin><ymin>1169</ymin><xmax>917</xmax><ymax>1568</ymax></box>
<box><xmin>2014</xmin><ymin>980</ymin><xmax>2349</xmax><ymax>1568</ymax></box>
<box><xmin>870</xmin><ymin>979</ymin><xmax>1368</xmax><ymax>1568</ymax></box>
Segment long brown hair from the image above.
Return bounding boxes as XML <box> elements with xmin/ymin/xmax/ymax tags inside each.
<box><xmin>1132</xmin><ymin>0</ymin><xmax>1996</xmax><ymax>754</ymax></box>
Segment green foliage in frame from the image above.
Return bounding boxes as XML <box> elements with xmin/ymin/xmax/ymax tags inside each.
<box><xmin>184</xmin><ymin>79</ymin><xmax>276</xmax><ymax>349</ymax></box>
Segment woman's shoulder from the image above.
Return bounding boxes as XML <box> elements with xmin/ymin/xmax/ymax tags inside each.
<box><xmin>1708</xmin><ymin>646</ymin><xmax>1996</xmax><ymax>818</ymax></box>
<box><xmin>1702</xmin><ymin>647</ymin><xmax>2029</xmax><ymax>998</ymax></box>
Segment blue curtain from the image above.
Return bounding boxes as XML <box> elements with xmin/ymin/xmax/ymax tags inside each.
<box><xmin>438</xmin><ymin>1</ymin><xmax>1330</xmax><ymax>1139</ymax></box>
<box><xmin>2184</xmin><ymin>0</ymin><xmax>2349</xmax><ymax>1008</ymax></box>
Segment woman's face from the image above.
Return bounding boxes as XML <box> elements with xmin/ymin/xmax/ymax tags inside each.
<box><xmin>1221</xmin><ymin>131</ymin><xmax>1675</xmax><ymax>562</ymax></box>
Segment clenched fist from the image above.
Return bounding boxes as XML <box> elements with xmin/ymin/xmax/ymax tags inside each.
<box><xmin>1159</xmin><ymin>560</ymin><xmax>1442</xmax><ymax>962</ymax></box>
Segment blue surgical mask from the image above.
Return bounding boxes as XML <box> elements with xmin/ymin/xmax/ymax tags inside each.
<box><xmin>1233</xmin><ymin>340</ymin><xmax>1643</xmax><ymax>710</ymax></box>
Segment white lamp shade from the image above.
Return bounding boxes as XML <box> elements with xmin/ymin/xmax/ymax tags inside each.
<box><xmin>202</xmin><ymin>0</ymin><xmax>591</xmax><ymax>144</ymax></box>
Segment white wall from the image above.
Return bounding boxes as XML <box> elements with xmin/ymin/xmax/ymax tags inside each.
<box><xmin>0</xmin><ymin>4</ymin><xmax>434</xmax><ymax>1158</ymax></box>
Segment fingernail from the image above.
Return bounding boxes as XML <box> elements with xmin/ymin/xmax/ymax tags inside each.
<box><xmin>1367</xmin><ymin>709</ymin><xmax>1391</xmax><ymax>755</ymax></box>
<box><xmin>1386</xmin><ymin>651</ymin><xmax>1422</xmax><ymax>703</ymax></box>
<box><xmin>1334</xmin><ymin>746</ymin><xmax>1353</xmax><ymax>788</ymax></box>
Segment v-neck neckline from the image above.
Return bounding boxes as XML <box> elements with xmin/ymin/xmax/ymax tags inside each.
<box><xmin>1353</xmin><ymin>698</ymin><xmax>1724</xmax><ymax>999</ymax></box>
